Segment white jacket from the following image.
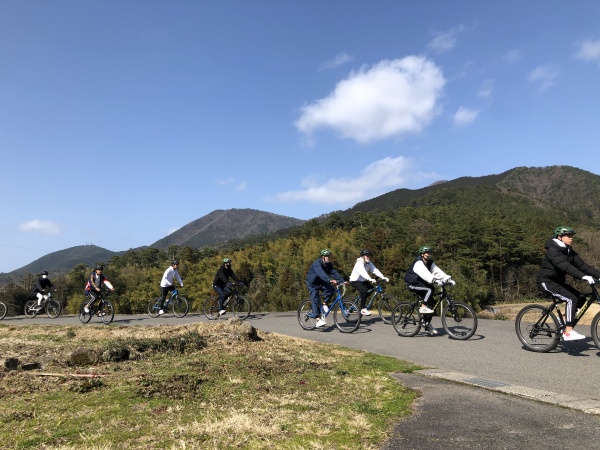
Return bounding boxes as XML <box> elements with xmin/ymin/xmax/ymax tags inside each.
<box><xmin>160</xmin><ymin>266</ymin><xmax>183</xmax><ymax>287</ymax></box>
<box><xmin>349</xmin><ymin>258</ymin><xmax>384</xmax><ymax>282</ymax></box>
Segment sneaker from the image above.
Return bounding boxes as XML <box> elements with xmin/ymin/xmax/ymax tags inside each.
<box><xmin>158</xmin><ymin>309</ymin><xmax>164</xmax><ymax>315</ymax></box>
<box><xmin>419</xmin><ymin>305</ymin><xmax>434</xmax><ymax>314</ymax></box>
<box><xmin>219</xmin><ymin>310</ymin><xmax>227</xmax><ymax>316</ymax></box>
<box><xmin>425</xmin><ymin>324</ymin><xmax>438</xmax><ymax>335</ymax></box>
<box><xmin>84</xmin><ymin>307</ymin><xmax>90</xmax><ymax>314</ymax></box>
<box><xmin>361</xmin><ymin>308</ymin><xmax>371</xmax><ymax>316</ymax></box>
<box><xmin>322</xmin><ymin>303</ymin><xmax>329</xmax><ymax>313</ymax></box>
<box><xmin>315</xmin><ymin>318</ymin><xmax>327</xmax><ymax>328</ymax></box>
<box><xmin>562</xmin><ymin>330</ymin><xmax>585</xmax><ymax>341</ymax></box>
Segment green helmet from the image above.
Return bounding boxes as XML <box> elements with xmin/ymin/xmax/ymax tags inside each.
<box><xmin>223</xmin><ymin>258</ymin><xmax>232</xmax><ymax>263</ymax></box>
<box><xmin>320</xmin><ymin>249</ymin><xmax>332</xmax><ymax>257</ymax></box>
<box><xmin>553</xmin><ymin>226</ymin><xmax>576</xmax><ymax>237</ymax></box>
<box><xmin>419</xmin><ymin>246</ymin><xmax>433</xmax><ymax>255</ymax></box>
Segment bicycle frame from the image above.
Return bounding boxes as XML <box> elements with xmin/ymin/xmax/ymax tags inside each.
<box><xmin>544</xmin><ymin>284</ymin><xmax>600</xmax><ymax>330</ymax></box>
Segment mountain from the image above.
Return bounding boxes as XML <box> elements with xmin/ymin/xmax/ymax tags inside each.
<box><xmin>150</xmin><ymin>208</ymin><xmax>305</xmax><ymax>248</ymax></box>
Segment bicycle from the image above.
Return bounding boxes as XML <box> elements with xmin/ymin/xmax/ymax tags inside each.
<box><xmin>78</xmin><ymin>291</ymin><xmax>115</xmax><ymax>324</ymax></box>
<box><xmin>0</xmin><ymin>299</ymin><xmax>6</xmax><ymax>320</ymax></box>
<box><xmin>148</xmin><ymin>288</ymin><xmax>189</xmax><ymax>318</ymax></box>
<box><xmin>297</xmin><ymin>283</ymin><xmax>361</xmax><ymax>333</ymax></box>
<box><xmin>391</xmin><ymin>281</ymin><xmax>477</xmax><ymax>340</ymax></box>
<box><xmin>204</xmin><ymin>283</ymin><xmax>251</xmax><ymax>320</ymax></box>
<box><xmin>24</xmin><ymin>291</ymin><xmax>61</xmax><ymax>319</ymax></box>
<box><xmin>344</xmin><ymin>280</ymin><xmax>398</xmax><ymax>324</ymax></box>
<box><xmin>515</xmin><ymin>280</ymin><xmax>600</xmax><ymax>352</ymax></box>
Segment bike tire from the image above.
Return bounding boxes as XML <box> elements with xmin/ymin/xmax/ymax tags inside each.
<box><xmin>148</xmin><ymin>298</ymin><xmax>161</xmax><ymax>318</ymax></box>
<box><xmin>100</xmin><ymin>301</ymin><xmax>114</xmax><ymax>324</ymax></box>
<box><xmin>0</xmin><ymin>301</ymin><xmax>7</xmax><ymax>320</ymax></box>
<box><xmin>232</xmin><ymin>296</ymin><xmax>251</xmax><ymax>320</ymax></box>
<box><xmin>515</xmin><ymin>304</ymin><xmax>560</xmax><ymax>352</ymax></box>
<box><xmin>441</xmin><ymin>301</ymin><xmax>477</xmax><ymax>340</ymax></box>
<box><xmin>172</xmin><ymin>295</ymin><xmax>189</xmax><ymax>318</ymax></box>
<box><xmin>24</xmin><ymin>300</ymin><xmax>38</xmax><ymax>318</ymax></box>
<box><xmin>46</xmin><ymin>299</ymin><xmax>61</xmax><ymax>319</ymax></box>
<box><xmin>591</xmin><ymin>311</ymin><xmax>600</xmax><ymax>350</ymax></box>
<box><xmin>297</xmin><ymin>300</ymin><xmax>317</xmax><ymax>330</ymax></box>
<box><xmin>392</xmin><ymin>302</ymin><xmax>421</xmax><ymax>337</ymax></box>
<box><xmin>78</xmin><ymin>300</ymin><xmax>92</xmax><ymax>324</ymax></box>
<box><xmin>204</xmin><ymin>297</ymin><xmax>220</xmax><ymax>320</ymax></box>
<box><xmin>334</xmin><ymin>299</ymin><xmax>361</xmax><ymax>333</ymax></box>
<box><xmin>378</xmin><ymin>294</ymin><xmax>398</xmax><ymax>324</ymax></box>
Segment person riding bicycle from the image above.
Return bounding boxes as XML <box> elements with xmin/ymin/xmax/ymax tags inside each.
<box><xmin>213</xmin><ymin>258</ymin><xmax>243</xmax><ymax>316</ymax></box>
<box><xmin>159</xmin><ymin>259</ymin><xmax>184</xmax><ymax>315</ymax></box>
<box><xmin>32</xmin><ymin>270</ymin><xmax>54</xmax><ymax>310</ymax></box>
<box><xmin>84</xmin><ymin>265</ymin><xmax>114</xmax><ymax>313</ymax></box>
<box><xmin>306</xmin><ymin>249</ymin><xmax>346</xmax><ymax>328</ymax></box>
<box><xmin>537</xmin><ymin>226</ymin><xmax>600</xmax><ymax>341</ymax></box>
<box><xmin>404</xmin><ymin>246</ymin><xmax>455</xmax><ymax>335</ymax></box>
<box><xmin>349</xmin><ymin>249</ymin><xmax>389</xmax><ymax>316</ymax></box>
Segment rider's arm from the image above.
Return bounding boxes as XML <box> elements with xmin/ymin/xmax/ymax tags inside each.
<box><xmin>413</xmin><ymin>260</ymin><xmax>435</xmax><ymax>284</ymax></box>
<box><xmin>430</xmin><ymin>264</ymin><xmax>451</xmax><ymax>283</ymax></box>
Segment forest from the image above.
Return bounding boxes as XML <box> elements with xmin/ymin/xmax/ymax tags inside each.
<box><xmin>3</xmin><ymin>183</ymin><xmax>600</xmax><ymax>317</ymax></box>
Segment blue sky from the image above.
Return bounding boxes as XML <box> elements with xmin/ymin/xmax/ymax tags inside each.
<box><xmin>1</xmin><ymin>1</ymin><xmax>600</xmax><ymax>273</ymax></box>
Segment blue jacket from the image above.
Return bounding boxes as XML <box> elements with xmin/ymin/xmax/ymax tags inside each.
<box><xmin>306</xmin><ymin>258</ymin><xmax>344</xmax><ymax>286</ymax></box>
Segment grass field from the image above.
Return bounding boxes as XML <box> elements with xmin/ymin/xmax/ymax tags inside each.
<box><xmin>0</xmin><ymin>319</ymin><xmax>421</xmax><ymax>449</ymax></box>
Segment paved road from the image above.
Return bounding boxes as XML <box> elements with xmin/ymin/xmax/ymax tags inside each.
<box><xmin>5</xmin><ymin>310</ymin><xmax>600</xmax><ymax>412</ymax></box>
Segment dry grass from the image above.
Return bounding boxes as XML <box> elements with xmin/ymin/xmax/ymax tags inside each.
<box><xmin>0</xmin><ymin>320</ymin><xmax>420</xmax><ymax>449</ymax></box>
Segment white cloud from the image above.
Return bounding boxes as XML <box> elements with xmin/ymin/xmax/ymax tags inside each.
<box><xmin>575</xmin><ymin>39</ymin><xmax>600</xmax><ymax>65</ymax></box>
<box><xmin>296</xmin><ymin>56</ymin><xmax>445</xmax><ymax>144</ymax></box>
<box><xmin>318</xmin><ymin>52</ymin><xmax>353</xmax><ymax>70</ymax></box>
<box><xmin>271</xmin><ymin>155</ymin><xmax>415</xmax><ymax>205</ymax></box>
<box><xmin>453</xmin><ymin>107</ymin><xmax>480</xmax><ymax>126</ymax></box>
<box><xmin>18</xmin><ymin>219</ymin><xmax>62</xmax><ymax>235</ymax></box>
<box><xmin>478</xmin><ymin>79</ymin><xmax>494</xmax><ymax>100</ymax></box>
<box><xmin>427</xmin><ymin>25</ymin><xmax>466</xmax><ymax>53</ymax></box>
<box><xmin>528</xmin><ymin>64</ymin><xmax>559</xmax><ymax>91</ymax></box>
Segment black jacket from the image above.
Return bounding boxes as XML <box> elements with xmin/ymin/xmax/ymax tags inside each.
<box><xmin>213</xmin><ymin>264</ymin><xmax>240</xmax><ymax>287</ymax></box>
<box><xmin>536</xmin><ymin>238</ymin><xmax>600</xmax><ymax>284</ymax></box>
<box><xmin>33</xmin><ymin>277</ymin><xmax>53</xmax><ymax>293</ymax></box>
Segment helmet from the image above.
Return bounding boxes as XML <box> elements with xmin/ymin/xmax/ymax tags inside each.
<box><xmin>94</xmin><ymin>265</ymin><xmax>104</xmax><ymax>271</ymax></box>
<box><xmin>41</xmin><ymin>271</ymin><xmax>48</xmax><ymax>276</ymax></box>
<box><xmin>360</xmin><ymin>249</ymin><xmax>372</xmax><ymax>257</ymax></box>
<box><xmin>171</xmin><ymin>259</ymin><xmax>180</xmax><ymax>265</ymax></box>
<box><xmin>320</xmin><ymin>249</ymin><xmax>332</xmax><ymax>257</ymax></box>
<box><xmin>554</xmin><ymin>226</ymin><xmax>576</xmax><ymax>237</ymax></box>
<box><xmin>419</xmin><ymin>246</ymin><xmax>434</xmax><ymax>255</ymax></box>
<box><xmin>223</xmin><ymin>258</ymin><xmax>232</xmax><ymax>263</ymax></box>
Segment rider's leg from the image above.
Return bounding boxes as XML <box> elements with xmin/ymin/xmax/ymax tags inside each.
<box><xmin>36</xmin><ymin>292</ymin><xmax>44</xmax><ymax>306</ymax></box>
<box><xmin>213</xmin><ymin>285</ymin><xmax>227</xmax><ymax>312</ymax></box>
<box><xmin>539</xmin><ymin>281</ymin><xmax>581</xmax><ymax>335</ymax></box>
<box><xmin>85</xmin><ymin>291</ymin><xmax>98</xmax><ymax>312</ymax></box>
<box><xmin>408</xmin><ymin>282</ymin><xmax>434</xmax><ymax>313</ymax></box>
<box><xmin>350</xmin><ymin>280</ymin><xmax>371</xmax><ymax>312</ymax></box>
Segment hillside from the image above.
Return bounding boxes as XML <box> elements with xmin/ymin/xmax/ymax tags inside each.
<box><xmin>151</xmin><ymin>208</ymin><xmax>305</xmax><ymax>249</ymax></box>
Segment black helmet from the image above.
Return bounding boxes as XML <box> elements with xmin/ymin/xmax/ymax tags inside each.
<box><xmin>94</xmin><ymin>265</ymin><xmax>104</xmax><ymax>271</ymax></box>
<box><xmin>419</xmin><ymin>246</ymin><xmax>434</xmax><ymax>255</ymax></box>
<box><xmin>554</xmin><ymin>226</ymin><xmax>576</xmax><ymax>237</ymax></box>
<box><xmin>172</xmin><ymin>259</ymin><xmax>180</xmax><ymax>265</ymax></box>
<box><xmin>320</xmin><ymin>249</ymin><xmax>332</xmax><ymax>257</ymax></box>
<box><xmin>41</xmin><ymin>271</ymin><xmax>48</xmax><ymax>276</ymax></box>
<box><xmin>360</xmin><ymin>249</ymin><xmax>372</xmax><ymax>257</ymax></box>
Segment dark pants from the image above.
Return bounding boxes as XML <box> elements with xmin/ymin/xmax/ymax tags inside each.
<box><xmin>407</xmin><ymin>281</ymin><xmax>434</xmax><ymax>305</ymax></box>
<box><xmin>161</xmin><ymin>285</ymin><xmax>176</xmax><ymax>309</ymax></box>
<box><xmin>350</xmin><ymin>280</ymin><xmax>374</xmax><ymax>309</ymax></box>
<box><xmin>307</xmin><ymin>281</ymin><xmax>336</xmax><ymax>317</ymax></box>
<box><xmin>538</xmin><ymin>280</ymin><xmax>583</xmax><ymax>327</ymax></box>
<box><xmin>214</xmin><ymin>284</ymin><xmax>232</xmax><ymax>310</ymax></box>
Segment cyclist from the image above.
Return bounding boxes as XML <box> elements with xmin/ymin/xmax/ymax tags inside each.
<box><xmin>537</xmin><ymin>226</ymin><xmax>600</xmax><ymax>341</ymax></box>
<box><xmin>32</xmin><ymin>270</ymin><xmax>54</xmax><ymax>310</ymax></box>
<box><xmin>213</xmin><ymin>258</ymin><xmax>243</xmax><ymax>316</ymax></box>
<box><xmin>404</xmin><ymin>245</ymin><xmax>455</xmax><ymax>335</ymax></box>
<box><xmin>306</xmin><ymin>249</ymin><xmax>346</xmax><ymax>328</ymax></box>
<box><xmin>84</xmin><ymin>265</ymin><xmax>114</xmax><ymax>313</ymax></box>
<box><xmin>159</xmin><ymin>259</ymin><xmax>184</xmax><ymax>315</ymax></box>
<box><xmin>349</xmin><ymin>249</ymin><xmax>389</xmax><ymax>316</ymax></box>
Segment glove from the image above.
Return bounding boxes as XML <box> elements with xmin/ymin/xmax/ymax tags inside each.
<box><xmin>382</xmin><ymin>277</ymin><xmax>389</xmax><ymax>282</ymax></box>
<box><xmin>180</xmin><ymin>284</ymin><xmax>184</xmax><ymax>287</ymax></box>
<box><xmin>369</xmin><ymin>278</ymin><xmax>377</xmax><ymax>283</ymax></box>
<box><xmin>447</xmin><ymin>279</ymin><xmax>456</xmax><ymax>286</ymax></box>
<box><xmin>434</xmin><ymin>279</ymin><xmax>443</xmax><ymax>286</ymax></box>
<box><xmin>582</xmin><ymin>275</ymin><xmax>596</xmax><ymax>285</ymax></box>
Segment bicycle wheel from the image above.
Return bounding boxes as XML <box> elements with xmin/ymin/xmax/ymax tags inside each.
<box><xmin>147</xmin><ymin>298</ymin><xmax>161</xmax><ymax>318</ymax></box>
<box><xmin>590</xmin><ymin>311</ymin><xmax>600</xmax><ymax>350</ymax></box>
<box><xmin>99</xmin><ymin>301</ymin><xmax>114</xmax><ymax>324</ymax></box>
<box><xmin>297</xmin><ymin>300</ymin><xmax>317</xmax><ymax>330</ymax></box>
<box><xmin>515</xmin><ymin>304</ymin><xmax>560</xmax><ymax>352</ymax></box>
<box><xmin>172</xmin><ymin>295</ymin><xmax>189</xmax><ymax>318</ymax></box>
<box><xmin>24</xmin><ymin>300</ymin><xmax>38</xmax><ymax>318</ymax></box>
<box><xmin>334</xmin><ymin>299</ymin><xmax>361</xmax><ymax>333</ymax></box>
<box><xmin>232</xmin><ymin>296</ymin><xmax>251</xmax><ymax>320</ymax></box>
<box><xmin>378</xmin><ymin>294</ymin><xmax>398</xmax><ymax>324</ymax></box>
<box><xmin>392</xmin><ymin>302</ymin><xmax>421</xmax><ymax>337</ymax></box>
<box><xmin>46</xmin><ymin>299</ymin><xmax>61</xmax><ymax>319</ymax></box>
<box><xmin>441</xmin><ymin>301</ymin><xmax>477</xmax><ymax>340</ymax></box>
<box><xmin>78</xmin><ymin>300</ymin><xmax>92</xmax><ymax>324</ymax></box>
<box><xmin>0</xmin><ymin>301</ymin><xmax>7</xmax><ymax>320</ymax></box>
<box><xmin>204</xmin><ymin>297</ymin><xmax>220</xmax><ymax>320</ymax></box>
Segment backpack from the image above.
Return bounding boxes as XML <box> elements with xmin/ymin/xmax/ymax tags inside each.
<box><xmin>84</xmin><ymin>281</ymin><xmax>92</xmax><ymax>296</ymax></box>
